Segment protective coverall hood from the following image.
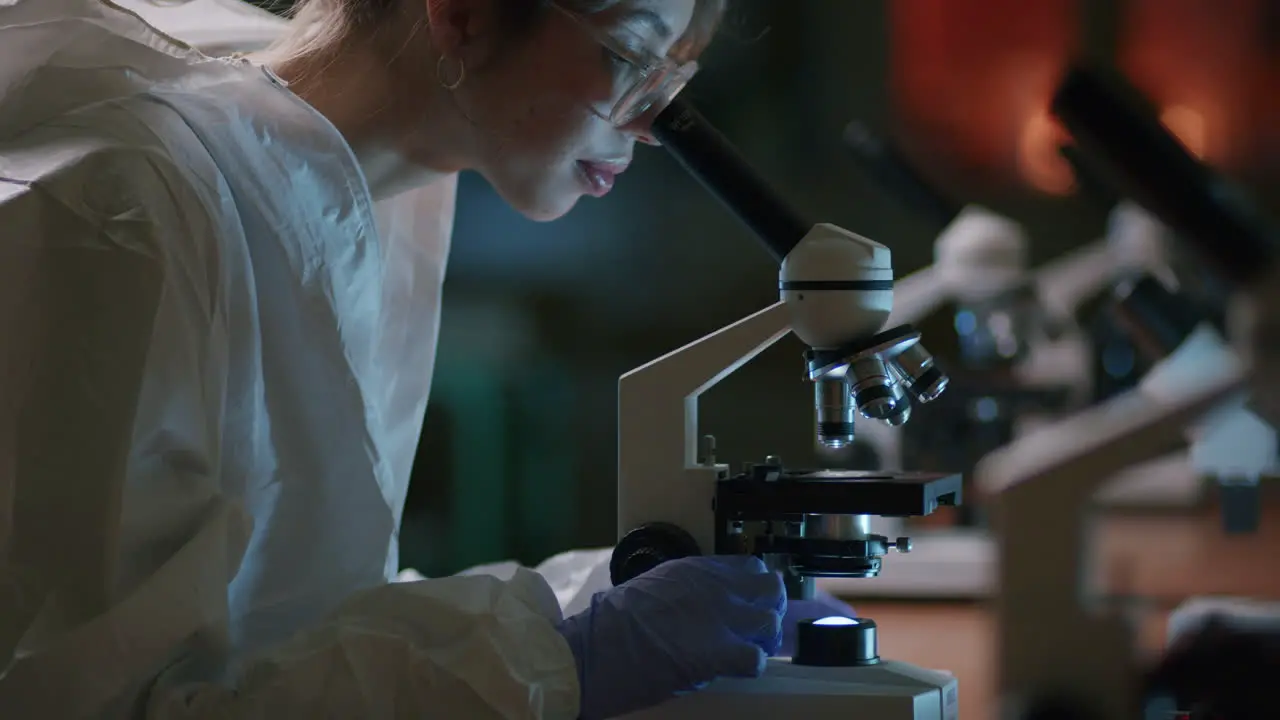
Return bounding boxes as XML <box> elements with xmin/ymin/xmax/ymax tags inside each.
<box><xmin>0</xmin><ymin>1</ymin><xmax>579</xmax><ymax>717</ymax></box>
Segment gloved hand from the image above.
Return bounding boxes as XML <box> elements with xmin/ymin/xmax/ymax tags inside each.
<box><xmin>555</xmin><ymin>555</ymin><xmax>786</xmax><ymax>720</ymax></box>
<box><xmin>780</xmin><ymin>589</ymin><xmax>856</xmax><ymax>657</ymax></box>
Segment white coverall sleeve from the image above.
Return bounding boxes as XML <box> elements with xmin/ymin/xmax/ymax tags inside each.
<box><xmin>160</xmin><ymin>570</ymin><xmax>581</xmax><ymax>720</ymax></box>
<box><xmin>0</xmin><ymin>135</ymin><xmax>580</xmax><ymax>720</ymax></box>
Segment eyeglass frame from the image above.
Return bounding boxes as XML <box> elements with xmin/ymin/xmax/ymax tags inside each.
<box><xmin>550</xmin><ymin>3</ymin><xmax>700</xmax><ymax>127</ymax></box>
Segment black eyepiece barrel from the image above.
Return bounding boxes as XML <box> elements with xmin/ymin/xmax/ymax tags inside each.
<box><xmin>653</xmin><ymin>97</ymin><xmax>810</xmax><ymax>264</ymax></box>
<box><xmin>1050</xmin><ymin>66</ymin><xmax>1280</xmax><ymax>286</ymax></box>
<box><xmin>1057</xmin><ymin>143</ymin><xmax>1121</xmax><ymax>212</ymax></box>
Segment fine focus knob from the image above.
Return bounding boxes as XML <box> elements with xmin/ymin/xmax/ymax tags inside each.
<box><xmin>793</xmin><ymin>617</ymin><xmax>880</xmax><ymax>667</ymax></box>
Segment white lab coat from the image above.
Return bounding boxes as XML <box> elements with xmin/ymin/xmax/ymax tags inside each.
<box><xmin>0</xmin><ymin>1</ymin><xmax>580</xmax><ymax>718</ymax></box>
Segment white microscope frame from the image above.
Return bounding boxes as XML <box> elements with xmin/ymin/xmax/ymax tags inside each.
<box><xmin>979</xmin><ymin>342</ymin><xmax>1250</xmax><ymax>718</ymax></box>
<box><xmin>616</xmin><ymin>299</ymin><xmax>788</xmax><ymax>553</ymax></box>
<box><xmin>617</xmin><ymin>223</ymin><xmax>893</xmax><ymax>552</ymax></box>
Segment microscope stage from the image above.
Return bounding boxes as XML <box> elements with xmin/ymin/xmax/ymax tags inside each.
<box><xmin>621</xmin><ymin>657</ymin><xmax>959</xmax><ymax>720</ymax></box>
<box><xmin>718</xmin><ymin>468</ymin><xmax>963</xmax><ymax>519</ymax></box>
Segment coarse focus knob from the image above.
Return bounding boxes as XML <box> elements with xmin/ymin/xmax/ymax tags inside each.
<box><xmin>610</xmin><ymin>522</ymin><xmax>702</xmax><ymax>586</ymax></box>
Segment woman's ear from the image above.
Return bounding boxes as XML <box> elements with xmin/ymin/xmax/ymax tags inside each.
<box><xmin>424</xmin><ymin>0</ymin><xmax>502</xmax><ymax>59</ymax></box>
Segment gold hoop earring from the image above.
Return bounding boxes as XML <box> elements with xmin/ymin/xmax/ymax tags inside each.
<box><xmin>436</xmin><ymin>56</ymin><xmax>466</xmax><ymax>91</ymax></box>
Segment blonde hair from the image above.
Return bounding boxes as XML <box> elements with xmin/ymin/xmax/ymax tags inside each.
<box><xmin>267</xmin><ymin>0</ymin><xmax>726</xmax><ymax>70</ymax></box>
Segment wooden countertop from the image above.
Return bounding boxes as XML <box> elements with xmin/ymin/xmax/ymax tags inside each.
<box><xmin>849</xmin><ymin>601</ymin><xmax>1176</xmax><ymax>719</ymax></box>
<box><xmin>834</xmin><ymin>499</ymin><xmax>1280</xmax><ymax>718</ymax></box>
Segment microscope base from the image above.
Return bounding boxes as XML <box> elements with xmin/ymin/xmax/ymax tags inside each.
<box><xmin>621</xmin><ymin>658</ymin><xmax>958</xmax><ymax>720</ymax></box>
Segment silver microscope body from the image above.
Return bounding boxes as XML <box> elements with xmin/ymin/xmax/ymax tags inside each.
<box><xmin>611</xmin><ymin>98</ymin><xmax>960</xmax><ymax>720</ymax></box>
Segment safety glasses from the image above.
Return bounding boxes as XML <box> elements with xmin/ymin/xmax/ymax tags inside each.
<box><xmin>552</xmin><ymin>3</ymin><xmax>700</xmax><ymax>127</ymax></box>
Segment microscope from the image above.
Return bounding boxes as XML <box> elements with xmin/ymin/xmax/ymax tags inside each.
<box><xmin>978</xmin><ymin>66</ymin><xmax>1280</xmax><ymax>720</ymax></box>
<box><xmin>611</xmin><ymin>97</ymin><xmax>961</xmax><ymax>720</ymax></box>
<box><xmin>1109</xmin><ymin>274</ymin><xmax>1275</xmax><ymax>533</ymax></box>
<box><xmin>1044</xmin><ymin>186</ymin><xmax>1237</xmax><ymax>512</ymax></box>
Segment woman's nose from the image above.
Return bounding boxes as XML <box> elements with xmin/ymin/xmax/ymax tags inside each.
<box><xmin>620</xmin><ymin>107</ymin><xmax>663</xmax><ymax>146</ymax></box>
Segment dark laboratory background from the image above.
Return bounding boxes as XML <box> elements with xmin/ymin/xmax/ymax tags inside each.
<box><xmin>252</xmin><ymin>0</ymin><xmax>1279</xmax><ymax>577</ymax></box>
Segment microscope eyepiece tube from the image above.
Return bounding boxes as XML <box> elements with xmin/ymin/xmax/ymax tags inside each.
<box><xmin>1058</xmin><ymin>143</ymin><xmax>1121</xmax><ymax>212</ymax></box>
<box><xmin>652</xmin><ymin>97</ymin><xmax>810</xmax><ymax>264</ymax></box>
<box><xmin>815</xmin><ymin>376</ymin><xmax>856</xmax><ymax>449</ymax></box>
<box><xmin>1050</xmin><ymin>66</ymin><xmax>1280</xmax><ymax>285</ymax></box>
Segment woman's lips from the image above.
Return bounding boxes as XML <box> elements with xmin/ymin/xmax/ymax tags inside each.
<box><xmin>577</xmin><ymin>160</ymin><xmax>629</xmax><ymax>197</ymax></box>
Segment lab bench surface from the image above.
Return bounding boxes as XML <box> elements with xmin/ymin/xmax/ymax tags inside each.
<box><xmin>836</xmin><ymin>499</ymin><xmax>1280</xmax><ymax>719</ymax></box>
<box><xmin>847</xmin><ymin>601</ymin><xmax>1173</xmax><ymax>720</ymax></box>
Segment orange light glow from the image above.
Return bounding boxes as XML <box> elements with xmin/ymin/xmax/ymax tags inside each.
<box><xmin>889</xmin><ymin>0</ymin><xmax>1079</xmax><ymax>191</ymax></box>
<box><xmin>1159</xmin><ymin>105</ymin><xmax>1208</xmax><ymax>159</ymax></box>
<box><xmin>1016</xmin><ymin>113</ymin><xmax>1074</xmax><ymax>195</ymax></box>
<box><xmin>1118</xmin><ymin>0</ymin><xmax>1268</xmax><ymax>169</ymax></box>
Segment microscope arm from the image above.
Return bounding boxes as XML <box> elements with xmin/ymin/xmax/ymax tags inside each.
<box><xmin>617</xmin><ymin>301</ymin><xmax>792</xmax><ymax>552</ymax></box>
<box><xmin>1035</xmin><ymin>204</ymin><xmax>1177</xmax><ymax>328</ymax></box>
<box><xmin>885</xmin><ymin>265</ymin><xmax>948</xmax><ymax>328</ymax></box>
<box><xmin>1140</xmin><ymin>325</ymin><xmax>1277</xmax><ymax>532</ymax></box>
<box><xmin>980</xmin><ymin>364</ymin><xmax>1248</xmax><ymax>719</ymax></box>
<box><xmin>1032</xmin><ymin>240</ymin><xmax>1115</xmax><ymax>322</ymax></box>
<box><xmin>1127</xmin><ymin>289</ymin><xmax>1277</xmax><ymax>482</ymax></box>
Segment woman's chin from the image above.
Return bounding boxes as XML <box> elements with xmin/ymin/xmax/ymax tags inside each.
<box><xmin>490</xmin><ymin>170</ymin><xmax>588</xmax><ymax>222</ymax></box>
<box><xmin>516</xmin><ymin>190</ymin><xmax>584</xmax><ymax>223</ymax></box>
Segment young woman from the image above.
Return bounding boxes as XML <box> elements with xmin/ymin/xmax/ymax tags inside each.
<box><xmin>0</xmin><ymin>0</ymin><xmax>850</xmax><ymax>717</ymax></box>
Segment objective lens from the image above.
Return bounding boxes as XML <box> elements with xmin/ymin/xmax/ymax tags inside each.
<box><xmin>849</xmin><ymin>356</ymin><xmax>905</xmax><ymax>420</ymax></box>
<box><xmin>881</xmin><ymin>401</ymin><xmax>912</xmax><ymax>427</ymax></box>
<box><xmin>892</xmin><ymin>343</ymin><xmax>949</xmax><ymax>403</ymax></box>
<box><xmin>815</xmin><ymin>376</ymin><xmax>855</xmax><ymax>448</ymax></box>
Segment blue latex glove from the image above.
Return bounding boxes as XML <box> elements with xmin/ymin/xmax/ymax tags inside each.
<box><xmin>555</xmin><ymin>555</ymin><xmax>786</xmax><ymax>720</ymax></box>
<box><xmin>780</xmin><ymin>589</ymin><xmax>856</xmax><ymax>657</ymax></box>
